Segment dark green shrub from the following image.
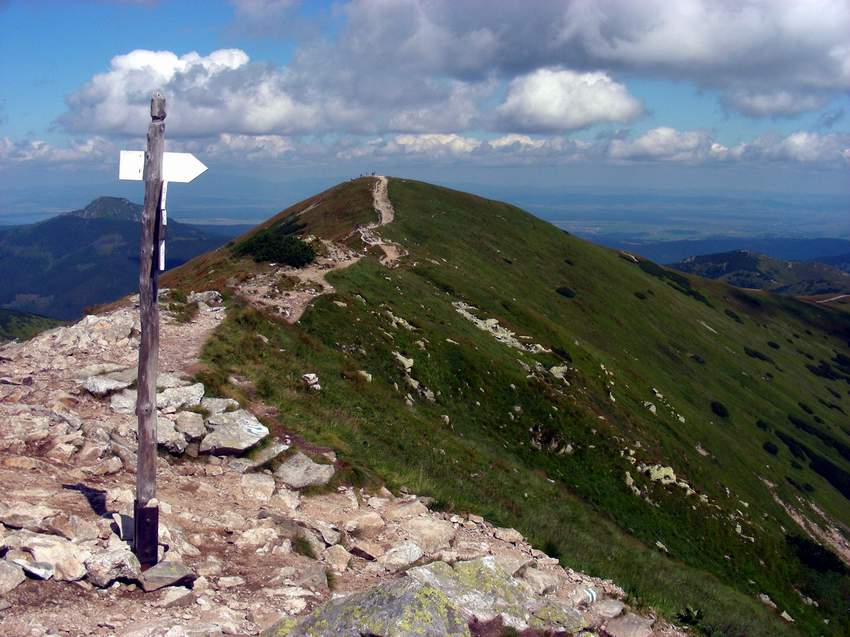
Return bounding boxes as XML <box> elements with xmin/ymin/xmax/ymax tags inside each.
<box><xmin>563</xmin><ymin>258</ymin><xmax>574</xmax><ymax>266</ymax></box>
<box><xmin>756</xmin><ymin>420</ymin><xmax>771</xmax><ymax>431</ymax></box>
<box><xmin>744</xmin><ymin>346</ymin><xmax>771</xmax><ymax>362</ymax></box>
<box><xmin>234</xmin><ymin>231</ymin><xmax>315</xmax><ymax>266</ymax></box>
<box><xmin>634</xmin><ymin>291</ymin><xmax>647</xmax><ymax>300</ymax></box>
<box><xmin>767</xmin><ymin>341</ymin><xmax>780</xmax><ymax>350</ymax></box>
<box><xmin>787</xmin><ymin>535</ymin><xmax>848</xmax><ymax>574</ymax></box>
<box><xmin>556</xmin><ymin>286</ymin><xmax>576</xmax><ymax>298</ymax></box>
<box><xmin>710</xmin><ymin>401</ymin><xmax>729</xmax><ymax>418</ymax></box>
<box><xmin>724</xmin><ymin>309</ymin><xmax>742</xmax><ymax>323</ymax></box>
<box><xmin>762</xmin><ymin>441</ymin><xmax>778</xmax><ymax>455</ymax></box>
<box><xmin>690</xmin><ymin>354</ymin><xmax>706</xmax><ymax>364</ymax></box>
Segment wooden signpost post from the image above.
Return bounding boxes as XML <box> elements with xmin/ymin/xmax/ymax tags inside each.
<box><xmin>119</xmin><ymin>91</ymin><xmax>207</xmax><ymax>566</ymax></box>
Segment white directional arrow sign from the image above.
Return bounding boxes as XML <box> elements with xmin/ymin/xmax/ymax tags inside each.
<box><xmin>119</xmin><ymin>150</ymin><xmax>207</xmax><ymax>183</ymax></box>
<box><xmin>119</xmin><ymin>150</ymin><xmax>207</xmax><ymax>271</ymax></box>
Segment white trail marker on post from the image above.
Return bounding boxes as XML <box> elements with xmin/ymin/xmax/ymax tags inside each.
<box><xmin>118</xmin><ymin>92</ymin><xmax>207</xmax><ymax>567</ymax></box>
<box><xmin>119</xmin><ymin>151</ymin><xmax>207</xmax><ymax>271</ymax></box>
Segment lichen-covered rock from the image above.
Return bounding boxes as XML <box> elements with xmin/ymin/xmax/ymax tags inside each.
<box><xmin>261</xmin><ymin>577</ymin><xmax>470</xmax><ymax>637</ymax></box>
<box><xmin>275</xmin><ymin>452</ymin><xmax>335</xmax><ymax>489</ymax></box>
<box><xmin>530</xmin><ymin>599</ymin><xmax>587</xmax><ymax>632</ymax></box>
<box><xmin>406</xmin><ymin>557</ymin><xmax>535</xmax><ymax>629</ymax></box>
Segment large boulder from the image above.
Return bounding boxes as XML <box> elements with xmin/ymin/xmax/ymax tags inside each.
<box><xmin>85</xmin><ymin>548</ymin><xmax>142</xmax><ymax>588</ymax></box>
<box><xmin>275</xmin><ymin>452</ymin><xmax>335</xmax><ymax>489</ymax></box>
<box><xmin>261</xmin><ymin>577</ymin><xmax>470</xmax><ymax>637</ymax></box>
<box><xmin>200</xmin><ymin>409</ymin><xmax>268</xmax><ymax>455</ymax></box>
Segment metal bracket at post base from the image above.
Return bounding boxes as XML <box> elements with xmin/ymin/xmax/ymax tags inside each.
<box><xmin>133</xmin><ymin>500</ymin><xmax>160</xmax><ymax>568</ymax></box>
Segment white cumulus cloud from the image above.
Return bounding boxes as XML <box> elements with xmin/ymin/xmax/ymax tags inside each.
<box><xmin>496</xmin><ymin>68</ymin><xmax>643</xmax><ymax>132</ymax></box>
<box><xmin>60</xmin><ymin>49</ymin><xmax>318</xmax><ymax>137</ymax></box>
<box><xmin>608</xmin><ymin>127</ymin><xmax>712</xmax><ymax>162</ymax></box>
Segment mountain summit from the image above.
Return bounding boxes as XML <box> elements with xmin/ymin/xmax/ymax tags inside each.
<box><xmin>64</xmin><ymin>196</ymin><xmax>143</xmax><ymax>221</ymax></box>
<box><xmin>159</xmin><ymin>176</ymin><xmax>850</xmax><ymax>635</ymax></box>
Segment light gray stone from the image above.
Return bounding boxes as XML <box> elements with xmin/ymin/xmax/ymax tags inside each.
<box><xmin>521</xmin><ymin>567</ymin><xmax>561</xmax><ymax>595</ymax></box>
<box><xmin>82</xmin><ymin>375</ymin><xmax>132</xmax><ymax>397</ymax></box>
<box><xmin>493</xmin><ymin>527</ymin><xmax>524</xmax><ymax>544</ymax></box>
<box><xmin>343</xmin><ymin>511</ymin><xmax>385</xmax><ymax>538</ymax></box>
<box><xmin>275</xmin><ymin>452</ymin><xmax>335</xmax><ymax>489</ymax></box>
<box><xmin>110</xmin><ymin>389</ymin><xmax>137</xmax><ymax>414</ymax></box>
<box><xmin>0</xmin><ymin>560</ymin><xmax>25</xmax><ymax>594</ymax></box>
<box><xmin>240</xmin><ymin>473</ymin><xmax>276</xmax><ymax>501</ymax></box>
<box><xmin>604</xmin><ymin>612</ymin><xmax>654</xmax><ymax>637</ymax></box>
<box><xmin>0</xmin><ymin>503</ymin><xmax>57</xmax><ymax>531</ymax></box>
<box><xmin>4</xmin><ymin>530</ymin><xmax>90</xmax><ymax>581</ymax></box>
<box><xmin>379</xmin><ymin>541</ymin><xmax>423</xmax><ymax>571</ymax></box>
<box><xmin>200</xmin><ymin>410</ymin><xmax>269</xmax><ymax>455</ymax></box>
<box><xmin>141</xmin><ymin>561</ymin><xmax>195</xmax><ymax>592</ymax></box>
<box><xmin>158</xmin><ymin>383</ymin><xmax>204</xmax><ymax>414</ymax></box>
<box><xmin>400</xmin><ymin>517</ymin><xmax>455</xmax><ymax>555</ymax></box>
<box><xmin>323</xmin><ymin>545</ymin><xmax>352</xmax><ymax>573</ymax></box>
<box><xmin>200</xmin><ymin>397</ymin><xmax>240</xmax><ymax>416</ymax></box>
<box><xmin>173</xmin><ymin>411</ymin><xmax>206</xmax><ymax>440</ymax></box>
<box><xmin>85</xmin><ymin>548</ymin><xmax>142</xmax><ymax>588</ymax></box>
<box><xmin>157</xmin><ymin>417</ymin><xmax>189</xmax><ymax>454</ymax></box>
<box><xmin>43</xmin><ymin>513</ymin><xmax>99</xmax><ymax>542</ymax></box>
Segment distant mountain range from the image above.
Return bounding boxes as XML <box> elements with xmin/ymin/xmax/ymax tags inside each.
<box><xmin>604</xmin><ymin>237</ymin><xmax>850</xmax><ymax>266</ymax></box>
<box><xmin>0</xmin><ymin>197</ymin><xmax>235</xmax><ymax>320</ymax></box>
<box><xmin>671</xmin><ymin>249</ymin><xmax>850</xmax><ymax>296</ymax></box>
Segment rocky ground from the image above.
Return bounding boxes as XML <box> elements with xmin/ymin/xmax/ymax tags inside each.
<box><xmin>0</xmin><ymin>185</ymin><xmax>689</xmax><ymax>637</ymax></box>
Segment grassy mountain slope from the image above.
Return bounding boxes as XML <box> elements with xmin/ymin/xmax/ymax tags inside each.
<box><xmin>0</xmin><ymin>308</ymin><xmax>63</xmax><ymax>342</ymax></box>
<box><xmin>0</xmin><ymin>197</ymin><xmax>226</xmax><ymax>319</ymax></box>
<box><xmin>672</xmin><ymin>250</ymin><xmax>850</xmax><ymax>296</ymax></box>
<box><xmin>165</xmin><ymin>178</ymin><xmax>850</xmax><ymax>636</ymax></box>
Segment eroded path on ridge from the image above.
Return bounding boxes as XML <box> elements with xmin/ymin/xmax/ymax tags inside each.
<box><xmin>235</xmin><ymin>175</ymin><xmax>405</xmax><ymax>322</ymax></box>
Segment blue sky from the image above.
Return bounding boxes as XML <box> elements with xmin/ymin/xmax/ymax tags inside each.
<box><xmin>1</xmin><ymin>0</ymin><xmax>849</xmax><ymax>223</ymax></box>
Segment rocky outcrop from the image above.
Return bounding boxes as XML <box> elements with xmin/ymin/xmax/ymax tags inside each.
<box><xmin>0</xmin><ymin>297</ymin><xmax>686</xmax><ymax>637</ymax></box>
